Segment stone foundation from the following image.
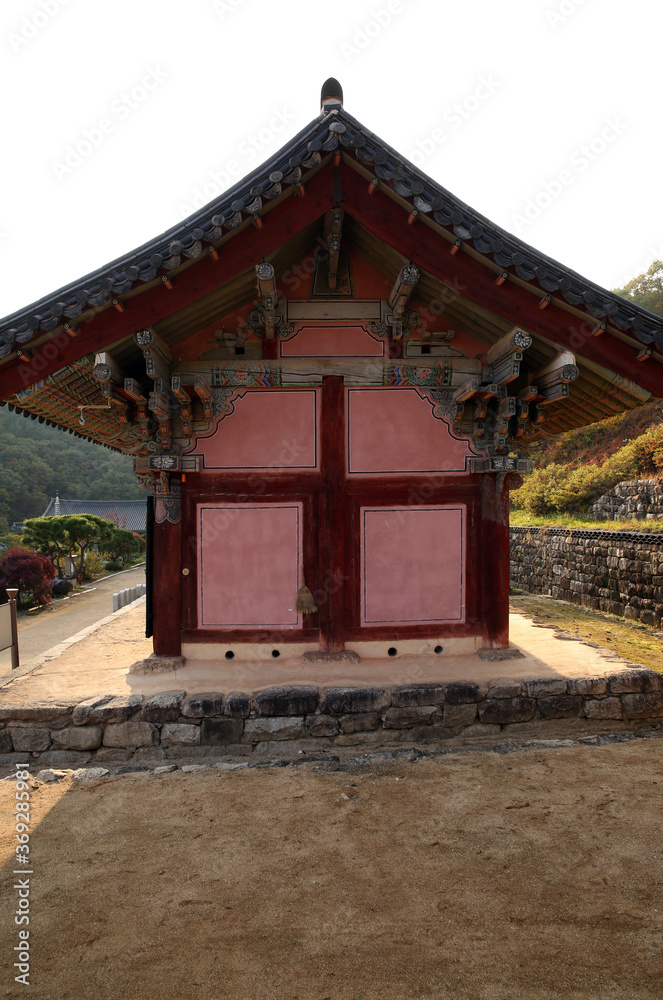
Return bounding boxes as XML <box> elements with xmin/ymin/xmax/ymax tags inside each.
<box><xmin>1</xmin><ymin>668</ymin><xmax>662</xmax><ymax>764</ymax></box>
<box><xmin>510</xmin><ymin>526</ymin><xmax>663</xmax><ymax>627</ymax></box>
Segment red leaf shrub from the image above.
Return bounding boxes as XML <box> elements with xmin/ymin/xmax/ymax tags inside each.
<box><xmin>0</xmin><ymin>548</ymin><xmax>56</xmax><ymax>607</ymax></box>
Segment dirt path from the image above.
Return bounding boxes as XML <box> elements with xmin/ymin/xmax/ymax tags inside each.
<box><xmin>0</xmin><ymin>565</ymin><xmax>146</xmax><ymax>674</ymax></box>
<box><xmin>511</xmin><ymin>592</ymin><xmax>663</xmax><ymax>672</ymax></box>
<box><xmin>1</xmin><ymin>741</ymin><xmax>662</xmax><ymax>999</ymax></box>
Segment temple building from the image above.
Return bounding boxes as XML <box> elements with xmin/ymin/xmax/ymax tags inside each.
<box><xmin>1</xmin><ymin>80</ymin><xmax>661</xmax><ymax>669</ymax></box>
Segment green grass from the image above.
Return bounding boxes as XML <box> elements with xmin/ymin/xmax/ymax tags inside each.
<box><xmin>509</xmin><ymin>511</ymin><xmax>663</xmax><ymax>532</ymax></box>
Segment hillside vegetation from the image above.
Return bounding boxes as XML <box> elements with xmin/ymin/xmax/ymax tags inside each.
<box><xmin>511</xmin><ymin>259</ymin><xmax>663</xmax><ymax>521</ymax></box>
<box><xmin>512</xmin><ymin>399</ymin><xmax>663</xmax><ymax>518</ymax></box>
<box><xmin>0</xmin><ymin>406</ymin><xmax>144</xmax><ymax>533</ymax></box>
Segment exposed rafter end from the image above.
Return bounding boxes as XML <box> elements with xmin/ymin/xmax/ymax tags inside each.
<box><xmin>538</xmin><ymin>295</ymin><xmax>552</xmax><ymax>310</ymax></box>
<box><xmin>63</xmin><ymin>322</ymin><xmax>79</xmax><ymax>337</ymax></box>
<box><xmin>252</xmin><ymin>215</ymin><xmax>263</xmax><ymax>230</ymax></box>
<box><xmin>636</xmin><ymin>347</ymin><xmax>652</xmax><ymax>362</ymax></box>
<box><xmin>591</xmin><ymin>323</ymin><xmax>606</xmax><ymax>337</ymax></box>
<box><xmin>295</xmin><ymin>182</ymin><xmax>306</xmax><ymax>198</ymax></box>
<box><xmin>93</xmin><ymin>351</ymin><xmax>124</xmax><ymax>385</ymax></box>
<box><xmin>111</xmin><ymin>298</ymin><xmax>125</xmax><ymax>313</ymax></box>
<box><xmin>407</xmin><ymin>209</ymin><xmax>418</xmax><ymax>226</ymax></box>
<box><xmin>495</xmin><ymin>272</ymin><xmax>509</xmax><ymax>287</ymax></box>
<box><xmin>161</xmin><ymin>276</ymin><xmax>174</xmax><ymax>290</ymax></box>
<box><xmin>368</xmin><ymin>177</ymin><xmax>379</xmax><ymax>196</ymax></box>
<box><xmin>388</xmin><ymin>264</ymin><xmax>420</xmax><ymax>321</ymax></box>
<box><xmin>450</xmin><ymin>240</ymin><xmax>462</xmax><ymax>256</ymax></box>
<box><xmin>208</xmin><ymin>247</ymin><xmax>220</xmax><ymax>262</ymax></box>
<box><xmin>15</xmin><ymin>348</ymin><xmax>31</xmax><ymax>360</ymax></box>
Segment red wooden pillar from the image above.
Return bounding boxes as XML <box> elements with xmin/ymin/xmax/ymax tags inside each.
<box><xmin>480</xmin><ymin>473</ymin><xmax>510</xmax><ymax>649</ymax></box>
<box><xmin>319</xmin><ymin>375</ymin><xmax>346</xmax><ymax>652</ymax></box>
<box><xmin>152</xmin><ymin>476</ymin><xmax>183</xmax><ymax>656</ymax></box>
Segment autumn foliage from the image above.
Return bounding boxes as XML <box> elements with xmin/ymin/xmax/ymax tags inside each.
<box><xmin>0</xmin><ymin>547</ymin><xmax>56</xmax><ymax>607</ymax></box>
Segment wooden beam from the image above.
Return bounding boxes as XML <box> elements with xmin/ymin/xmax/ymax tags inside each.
<box><xmin>92</xmin><ymin>351</ymin><xmax>124</xmax><ymax>385</ymax></box>
<box><xmin>484</xmin><ymin>328</ymin><xmax>533</xmax><ymax>367</ymax></box>
<box><xmin>534</xmin><ymin>351</ymin><xmax>579</xmax><ymax>390</ymax></box>
<box><xmin>135</xmin><ymin>328</ymin><xmax>172</xmax><ymax>382</ymax></box>
<box><xmin>338</xmin><ymin>166</ymin><xmax>663</xmax><ymax>396</ymax></box>
<box><xmin>480</xmin><ymin>475</ymin><xmax>510</xmax><ymax>649</ymax></box>
<box><xmin>171</xmin><ymin>376</ymin><xmax>193</xmax><ymax>438</ymax></box>
<box><xmin>388</xmin><ymin>264</ymin><xmax>420</xmax><ymax>320</ymax></box>
<box><xmin>324</xmin><ymin>208</ymin><xmax>344</xmax><ymax>291</ymax></box>
<box><xmin>194</xmin><ymin>375</ymin><xmax>214</xmax><ymax>421</ymax></box>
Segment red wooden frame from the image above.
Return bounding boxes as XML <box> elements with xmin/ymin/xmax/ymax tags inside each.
<box><xmin>177</xmin><ymin>376</ymin><xmax>486</xmax><ymax>650</ymax></box>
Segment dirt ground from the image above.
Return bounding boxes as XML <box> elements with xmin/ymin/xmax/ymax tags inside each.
<box><xmin>2</xmin><ymin>741</ymin><xmax>663</xmax><ymax>1000</ymax></box>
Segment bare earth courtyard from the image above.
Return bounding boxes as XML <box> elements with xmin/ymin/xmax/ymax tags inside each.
<box><xmin>1</xmin><ymin>741</ymin><xmax>663</xmax><ymax>1000</ymax></box>
<box><xmin>1</xmin><ymin>597</ymin><xmax>662</xmax><ymax>998</ymax></box>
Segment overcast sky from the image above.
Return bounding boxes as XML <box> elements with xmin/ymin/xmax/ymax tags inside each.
<box><xmin>0</xmin><ymin>0</ymin><xmax>661</xmax><ymax>321</ymax></box>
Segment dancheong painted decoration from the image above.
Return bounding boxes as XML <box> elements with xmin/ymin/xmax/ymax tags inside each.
<box><xmin>1</xmin><ymin>79</ymin><xmax>661</xmax><ymax>664</ymax></box>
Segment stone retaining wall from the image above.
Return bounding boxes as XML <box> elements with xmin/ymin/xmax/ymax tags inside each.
<box><xmin>588</xmin><ymin>479</ymin><xmax>663</xmax><ymax>521</ymax></box>
<box><xmin>510</xmin><ymin>526</ymin><xmax>663</xmax><ymax>627</ymax></box>
<box><xmin>1</xmin><ymin>669</ymin><xmax>662</xmax><ymax>766</ymax></box>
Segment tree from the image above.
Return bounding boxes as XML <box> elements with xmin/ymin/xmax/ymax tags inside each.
<box><xmin>0</xmin><ymin>405</ymin><xmax>145</xmax><ymax>529</ymax></box>
<box><xmin>0</xmin><ymin>548</ymin><xmax>56</xmax><ymax>607</ymax></box>
<box><xmin>22</xmin><ymin>517</ymin><xmax>70</xmax><ymax>575</ymax></box>
<box><xmin>613</xmin><ymin>260</ymin><xmax>663</xmax><ymax>319</ymax></box>
<box><xmin>62</xmin><ymin>515</ymin><xmax>114</xmax><ymax>578</ymax></box>
<box><xmin>105</xmin><ymin>528</ymin><xmax>141</xmax><ymax>565</ymax></box>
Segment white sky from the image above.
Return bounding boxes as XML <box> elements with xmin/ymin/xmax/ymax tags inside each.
<box><xmin>0</xmin><ymin>0</ymin><xmax>661</xmax><ymax>321</ymax></box>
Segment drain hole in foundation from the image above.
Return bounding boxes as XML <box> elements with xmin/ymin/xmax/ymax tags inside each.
<box><xmin>225</xmin><ymin>651</ymin><xmax>234</xmax><ymax>660</ymax></box>
<box><xmin>387</xmin><ymin>647</ymin><xmax>397</xmax><ymax>657</ymax></box>
<box><xmin>434</xmin><ymin>645</ymin><xmax>443</xmax><ymax>654</ymax></box>
<box><xmin>271</xmin><ymin>649</ymin><xmax>280</xmax><ymax>658</ymax></box>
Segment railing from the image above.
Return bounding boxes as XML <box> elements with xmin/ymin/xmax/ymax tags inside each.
<box><xmin>0</xmin><ymin>589</ymin><xmax>19</xmax><ymax>670</ymax></box>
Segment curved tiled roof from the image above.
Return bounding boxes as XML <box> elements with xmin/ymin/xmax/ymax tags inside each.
<box><xmin>1</xmin><ymin>108</ymin><xmax>663</xmax><ymax>358</ymax></box>
<box><xmin>42</xmin><ymin>498</ymin><xmax>146</xmax><ymax>532</ymax></box>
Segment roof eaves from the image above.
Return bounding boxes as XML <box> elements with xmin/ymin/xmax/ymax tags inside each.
<box><xmin>2</xmin><ymin>105</ymin><xmax>662</xmax><ymax>358</ymax></box>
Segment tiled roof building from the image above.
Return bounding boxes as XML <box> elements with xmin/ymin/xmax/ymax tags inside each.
<box><xmin>42</xmin><ymin>497</ymin><xmax>146</xmax><ymax>532</ymax></box>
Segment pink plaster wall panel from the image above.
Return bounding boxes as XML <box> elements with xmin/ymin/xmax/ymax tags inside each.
<box><xmin>198</xmin><ymin>503</ymin><xmax>302</xmax><ymax>628</ymax></box>
<box><xmin>190</xmin><ymin>390</ymin><xmax>318</xmax><ymax>470</ymax></box>
<box><xmin>280</xmin><ymin>325</ymin><xmax>384</xmax><ymax>357</ymax></box>
<box><xmin>361</xmin><ymin>506</ymin><xmax>465</xmax><ymax>625</ymax></box>
<box><xmin>347</xmin><ymin>388</ymin><xmax>475</xmax><ymax>474</ymax></box>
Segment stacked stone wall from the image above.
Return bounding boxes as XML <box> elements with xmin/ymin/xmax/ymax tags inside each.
<box><xmin>1</xmin><ymin>671</ymin><xmax>662</xmax><ymax>766</ymax></box>
<box><xmin>510</xmin><ymin>526</ymin><xmax>663</xmax><ymax>627</ymax></box>
<box><xmin>588</xmin><ymin>479</ymin><xmax>663</xmax><ymax>521</ymax></box>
